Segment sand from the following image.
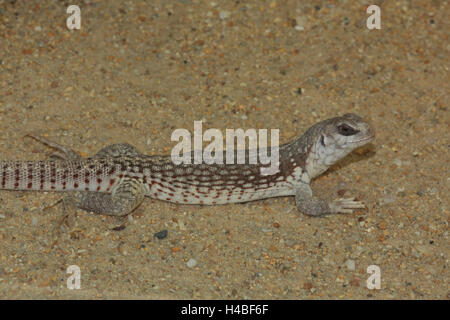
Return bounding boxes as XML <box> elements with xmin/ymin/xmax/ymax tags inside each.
<box><xmin>0</xmin><ymin>0</ymin><xmax>448</xmax><ymax>299</ymax></box>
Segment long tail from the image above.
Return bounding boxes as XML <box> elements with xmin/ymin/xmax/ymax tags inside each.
<box><xmin>0</xmin><ymin>160</ymin><xmax>115</xmax><ymax>192</ymax></box>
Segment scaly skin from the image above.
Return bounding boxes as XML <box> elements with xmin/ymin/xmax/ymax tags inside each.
<box><xmin>0</xmin><ymin>113</ymin><xmax>374</xmax><ymax>217</ymax></box>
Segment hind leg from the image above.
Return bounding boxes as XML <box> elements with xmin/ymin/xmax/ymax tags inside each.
<box><xmin>71</xmin><ymin>177</ymin><xmax>147</xmax><ymax>216</ymax></box>
<box><xmin>27</xmin><ymin>135</ymin><xmax>143</xmax><ymax>160</ymax></box>
<box><xmin>26</xmin><ymin>134</ymin><xmax>81</xmax><ymax>160</ymax></box>
<box><xmin>28</xmin><ymin>137</ymin><xmax>147</xmax><ymax>230</ymax></box>
<box><xmin>26</xmin><ymin>135</ymin><xmax>83</xmax><ymax>231</ymax></box>
<box><xmin>26</xmin><ymin>134</ymin><xmax>85</xmax><ymax>231</ymax></box>
<box><xmin>94</xmin><ymin>143</ymin><xmax>142</xmax><ymax>158</ymax></box>
<box><xmin>52</xmin><ymin>176</ymin><xmax>147</xmax><ymax>232</ymax></box>
<box><xmin>59</xmin><ymin>177</ymin><xmax>146</xmax><ymax>230</ymax></box>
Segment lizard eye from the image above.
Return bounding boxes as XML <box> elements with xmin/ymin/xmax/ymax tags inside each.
<box><xmin>337</xmin><ymin>124</ymin><xmax>359</xmax><ymax>136</ymax></box>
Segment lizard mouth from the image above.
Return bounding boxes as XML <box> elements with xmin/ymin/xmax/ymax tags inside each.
<box><xmin>351</xmin><ymin>134</ymin><xmax>375</xmax><ymax>144</ymax></box>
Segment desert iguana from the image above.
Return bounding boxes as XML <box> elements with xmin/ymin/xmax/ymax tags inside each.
<box><xmin>0</xmin><ymin>113</ymin><xmax>374</xmax><ymax>217</ymax></box>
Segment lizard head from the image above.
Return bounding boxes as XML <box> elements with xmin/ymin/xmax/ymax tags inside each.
<box><xmin>306</xmin><ymin>113</ymin><xmax>375</xmax><ymax>171</ymax></box>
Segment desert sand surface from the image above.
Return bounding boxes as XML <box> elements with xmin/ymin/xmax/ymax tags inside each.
<box><xmin>0</xmin><ymin>1</ymin><xmax>448</xmax><ymax>299</ymax></box>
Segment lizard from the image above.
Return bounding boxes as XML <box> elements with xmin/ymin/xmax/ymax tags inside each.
<box><xmin>0</xmin><ymin>113</ymin><xmax>374</xmax><ymax>218</ymax></box>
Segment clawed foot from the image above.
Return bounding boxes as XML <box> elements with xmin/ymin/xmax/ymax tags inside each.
<box><xmin>329</xmin><ymin>197</ymin><xmax>366</xmax><ymax>214</ymax></box>
<box><xmin>25</xmin><ymin>134</ymin><xmax>80</xmax><ymax>160</ymax></box>
<box><xmin>40</xmin><ymin>195</ymin><xmax>78</xmax><ymax>237</ymax></box>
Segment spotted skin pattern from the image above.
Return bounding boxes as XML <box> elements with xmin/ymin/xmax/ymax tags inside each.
<box><xmin>0</xmin><ymin>114</ymin><xmax>374</xmax><ymax>217</ymax></box>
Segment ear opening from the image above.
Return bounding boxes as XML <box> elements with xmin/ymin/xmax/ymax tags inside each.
<box><xmin>320</xmin><ymin>135</ymin><xmax>326</xmax><ymax>147</ymax></box>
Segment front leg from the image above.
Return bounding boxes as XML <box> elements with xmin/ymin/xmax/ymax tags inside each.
<box><xmin>295</xmin><ymin>183</ymin><xmax>365</xmax><ymax>216</ymax></box>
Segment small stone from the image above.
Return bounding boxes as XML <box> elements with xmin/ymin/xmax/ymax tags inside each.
<box><xmin>350</xmin><ymin>278</ymin><xmax>360</xmax><ymax>287</ymax></box>
<box><xmin>219</xmin><ymin>10</ymin><xmax>230</xmax><ymax>19</ymax></box>
<box><xmin>345</xmin><ymin>259</ymin><xmax>356</xmax><ymax>271</ymax></box>
<box><xmin>34</xmin><ymin>26</ymin><xmax>42</xmax><ymax>32</ymax></box>
<box><xmin>415</xmin><ymin>245</ymin><xmax>430</xmax><ymax>256</ymax></box>
<box><xmin>380</xmin><ymin>191</ymin><xmax>396</xmax><ymax>205</ymax></box>
<box><xmin>377</xmin><ymin>221</ymin><xmax>387</xmax><ymax>230</ymax></box>
<box><xmin>112</xmin><ymin>224</ymin><xmax>126</xmax><ymax>231</ymax></box>
<box><xmin>154</xmin><ymin>229</ymin><xmax>168</xmax><ymax>239</ymax></box>
<box><xmin>186</xmin><ymin>258</ymin><xmax>197</xmax><ymax>268</ymax></box>
<box><xmin>284</xmin><ymin>239</ymin><xmax>295</xmax><ymax>247</ymax></box>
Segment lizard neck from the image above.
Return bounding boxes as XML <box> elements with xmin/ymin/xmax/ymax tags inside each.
<box><xmin>276</xmin><ymin>137</ymin><xmax>312</xmax><ymax>184</ymax></box>
<box><xmin>277</xmin><ymin>129</ymin><xmax>333</xmax><ymax>183</ymax></box>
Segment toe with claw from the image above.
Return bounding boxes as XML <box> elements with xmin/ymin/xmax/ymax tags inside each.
<box><xmin>329</xmin><ymin>197</ymin><xmax>366</xmax><ymax>214</ymax></box>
